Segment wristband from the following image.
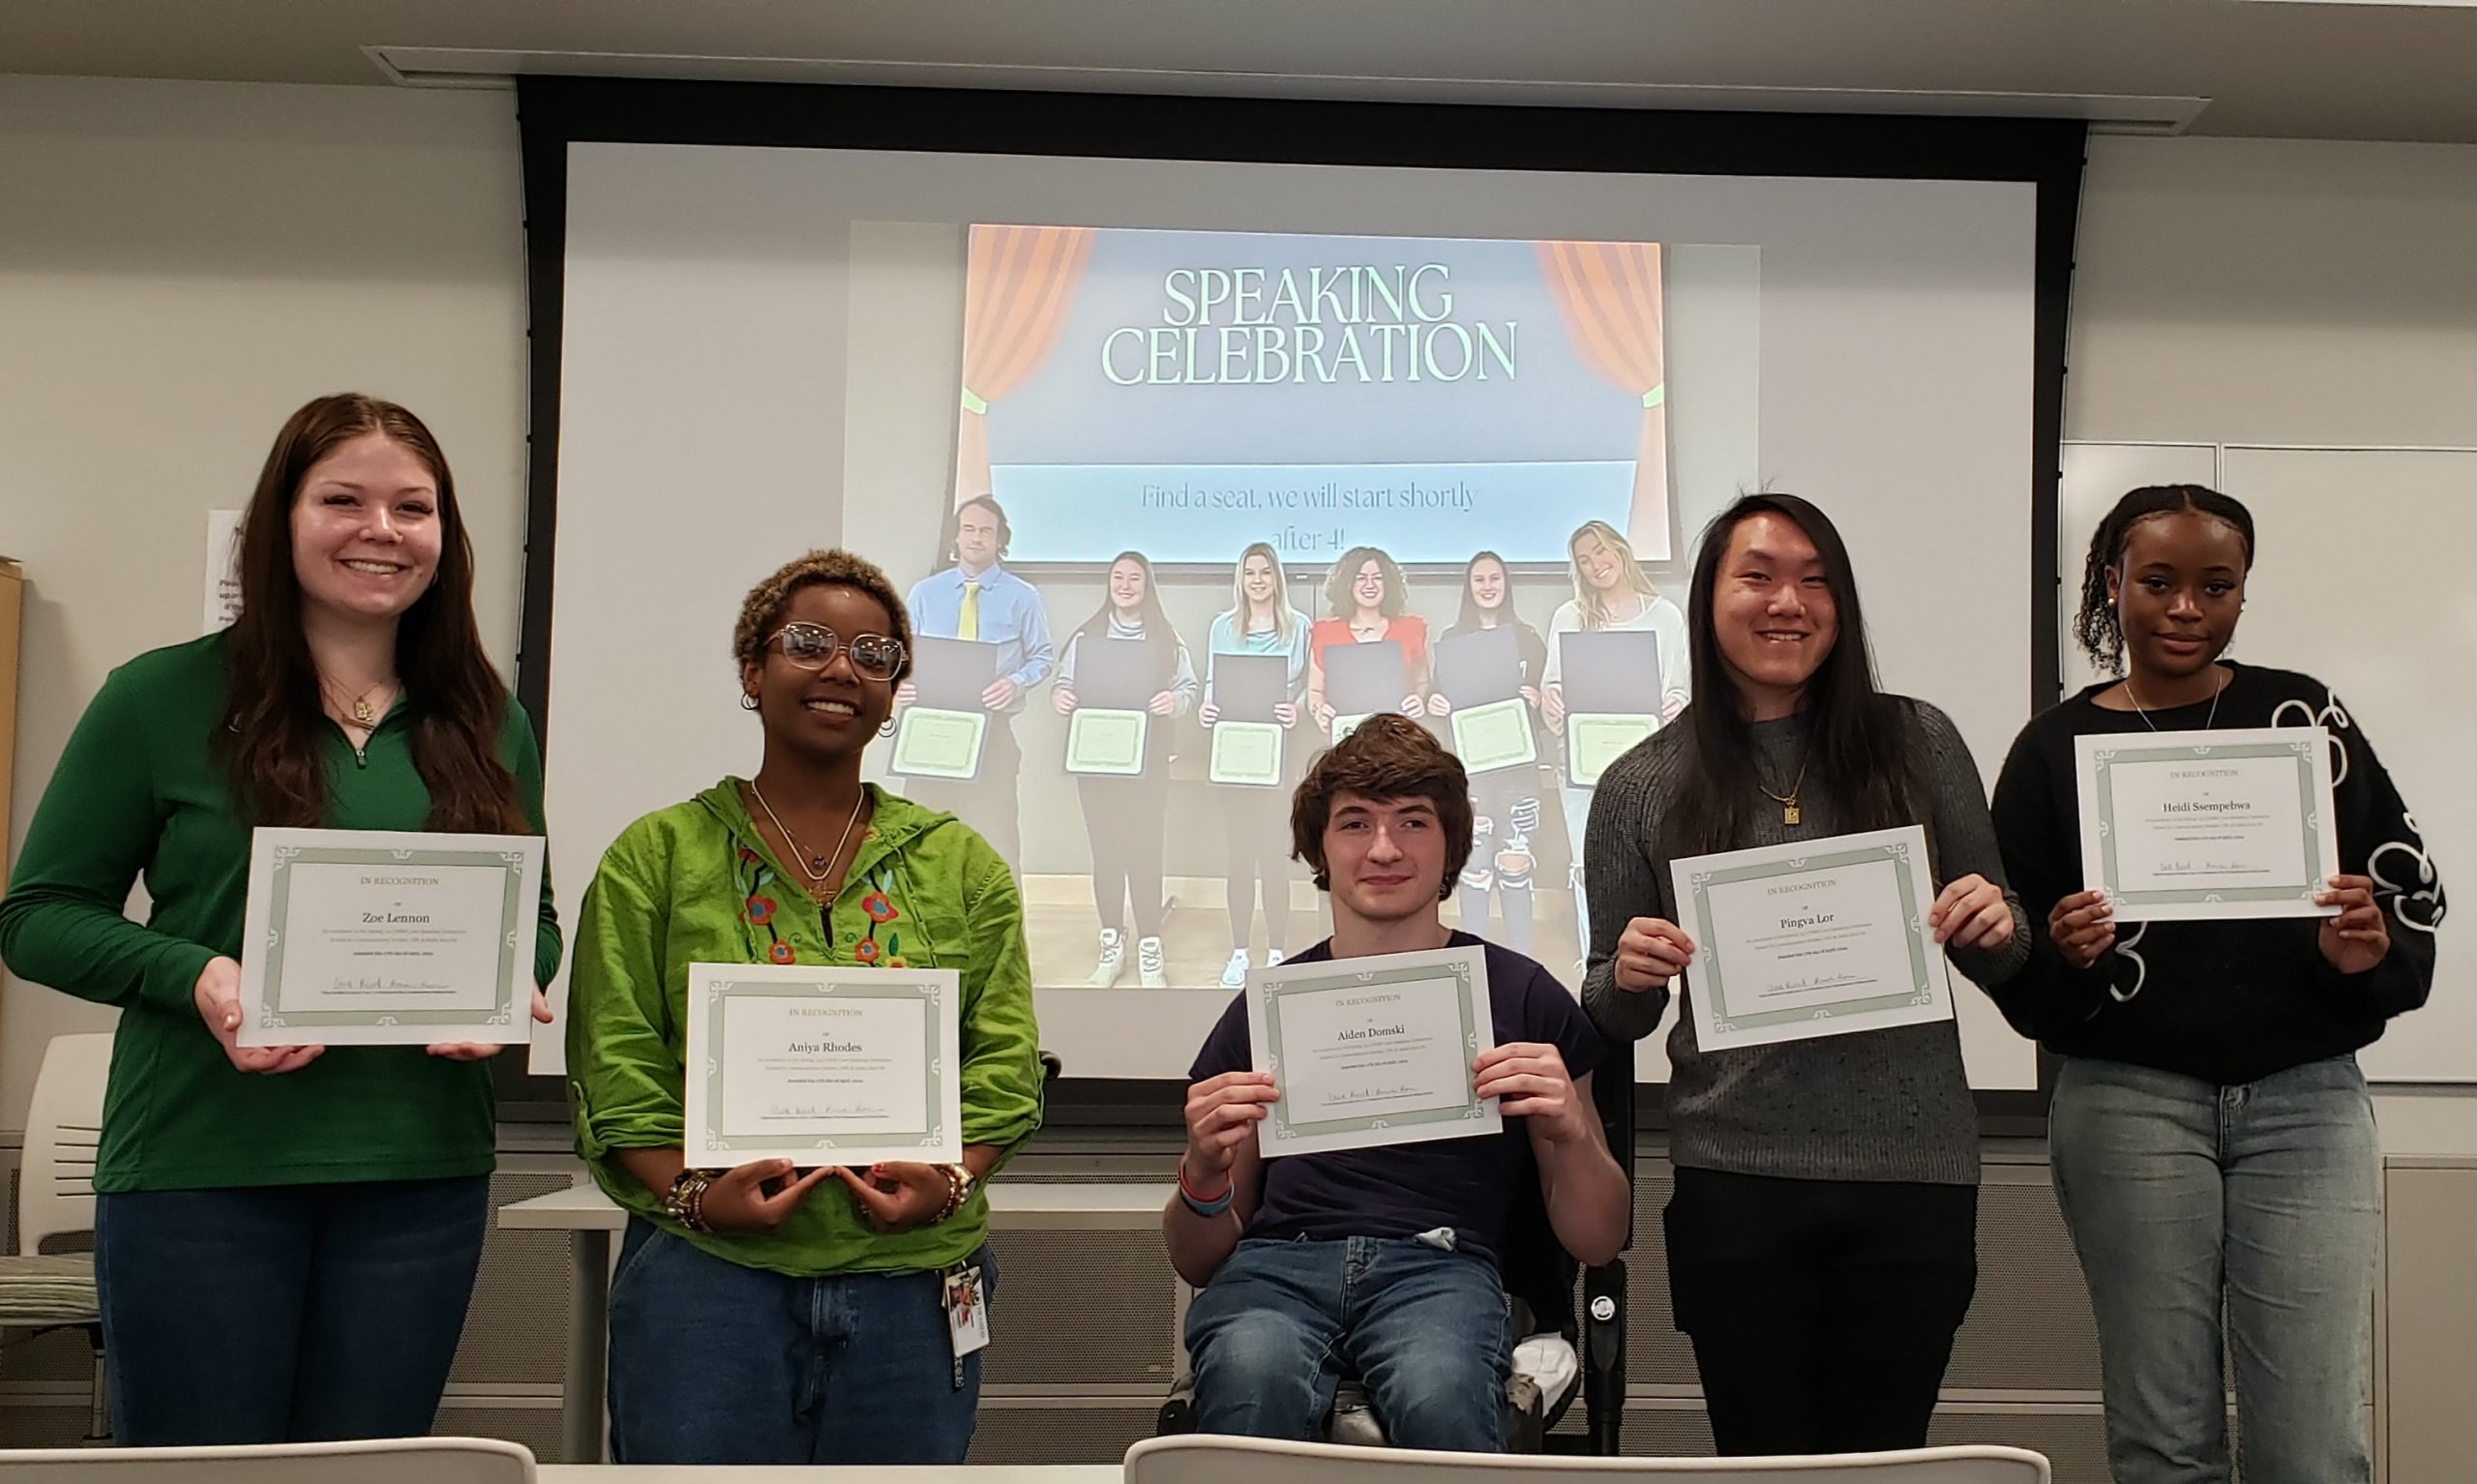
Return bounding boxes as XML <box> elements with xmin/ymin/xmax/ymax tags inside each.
<box><xmin>1177</xmin><ymin>1155</ymin><xmax>1235</xmax><ymax>1217</ymax></box>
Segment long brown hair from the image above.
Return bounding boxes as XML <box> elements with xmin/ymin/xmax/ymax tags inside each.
<box><xmin>218</xmin><ymin>394</ymin><xmax>526</xmax><ymax>833</ymax></box>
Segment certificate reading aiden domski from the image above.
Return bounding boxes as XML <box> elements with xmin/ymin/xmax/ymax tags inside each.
<box><xmin>1245</xmin><ymin>944</ymin><xmax>1501</xmax><ymax>1158</ymax></box>
<box><xmin>1669</xmin><ymin>825</ymin><xmax>1955</xmax><ymax>1054</ymax></box>
<box><xmin>238</xmin><ymin>828</ymin><xmax>543</xmax><ymax>1047</ymax></box>
<box><xmin>2075</xmin><ymin>726</ymin><xmax>2341</xmax><ymax>922</ymax></box>
<box><xmin>684</xmin><ymin>964</ymin><xmax>963</xmax><ymax>1168</ymax></box>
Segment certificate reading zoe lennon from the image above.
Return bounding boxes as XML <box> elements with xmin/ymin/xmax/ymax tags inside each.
<box><xmin>684</xmin><ymin>964</ymin><xmax>963</xmax><ymax>1168</ymax></box>
<box><xmin>237</xmin><ymin>828</ymin><xmax>543</xmax><ymax>1047</ymax></box>
<box><xmin>2075</xmin><ymin>726</ymin><xmax>2340</xmax><ymax>922</ymax></box>
<box><xmin>1669</xmin><ymin>825</ymin><xmax>1955</xmax><ymax>1054</ymax></box>
<box><xmin>1246</xmin><ymin>945</ymin><xmax>1501</xmax><ymax>1158</ymax></box>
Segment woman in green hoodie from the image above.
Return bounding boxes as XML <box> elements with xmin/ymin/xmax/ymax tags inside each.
<box><xmin>566</xmin><ymin>548</ymin><xmax>1043</xmax><ymax>1467</ymax></box>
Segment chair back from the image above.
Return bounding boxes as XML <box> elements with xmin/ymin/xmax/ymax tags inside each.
<box><xmin>17</xmin><ymin>1035</ymin><xmax>113</xmax><ymax>1256</ymax></box>
<box><xmin>0</xmin><ymin>1437</ymin><xmax>536</xmax><ymax>1482</ymax></box>
<box><xmin>1125</xmin><ymin>1436</ymin><xmax>2051</xmax><ymax>1484</ymax></box>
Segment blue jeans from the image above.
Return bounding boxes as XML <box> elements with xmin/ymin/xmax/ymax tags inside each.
<box><xmin>2051</xmin><ymin>1055</ymin><xmax>2380</xmax><ymax>1484</ymax></box>
<box><xmin>93</xmin><ymin>1176</ymin><xmax>489</xmax><ymax>1445</ymax></box>
<box><xmin>606</xmin><ymin>1219</ymin><xmax>995</xmax><ymax>1465</ymax></box>
<box><xmin>1560</xmin><ymin>784</ymin><xmax>1594</xmax><ymax>962</ymax></box>
<box><xmin>1183</xmin><ymin>1235</ymin><xmax>1510</xmax><ymax>1452</ymax></box>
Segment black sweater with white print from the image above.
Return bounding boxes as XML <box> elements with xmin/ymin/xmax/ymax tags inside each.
<box><xmin>1990</xmin><ymin>662</ymin><xmax>2445</xmax><ymax>1085</ymax></box>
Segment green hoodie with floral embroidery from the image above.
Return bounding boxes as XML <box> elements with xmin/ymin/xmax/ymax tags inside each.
<box><xmin>565</xmin><ymin>779</ymin><xmax>1042</xmax><ymax>1277</ymax></box>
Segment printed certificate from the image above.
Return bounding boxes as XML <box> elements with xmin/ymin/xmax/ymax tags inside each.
<box><xmin>238</xmin><ymin>828</ymin><xmax>542</xmax><ymax>1047</ymax></box>
<box><xmin>2076</xmin><ymin>726</ymin><xmax>2340</xmax><ymax>921</ymax></box>
<box><xmin>1669</xmin><ymin>825</ymin><xmax>1955</xmax><ymax>1053</ymax></box>
<box><xmin>1246</xmin><ymin>945</ymin><xmax>1501</xmax><ymax>1157</ymax></box>
<box><xmin>684</xmin><ymin>964</ymin><xmax>963</xmax><ymax>1168</ymax></box>
<box><xmin>1064</xmin><ymin>706</ymin><xmax>1149</xmax><ymax>776</ymax></box>
<box><xmin>891</xmin><ymin>707</ymin><xmax>988</xmax><ymax>780</ymax></box>
<box><xmin>1450</xmin><ymin>697</ymin><xmax>1537</xmax><ymax>774</ymax></box>
<box><xmin>1209</xmin><ymin>720</ymin><xmax>1285</xmax><ymax>786</ymax></box>
<box><xmin>1566</xmin><ymin>712</ymin><xmax>1657</xmax><ymax>787</ymax></box>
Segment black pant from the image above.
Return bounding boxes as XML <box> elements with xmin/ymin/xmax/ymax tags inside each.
<box><xmin>1217</xmin><ymin>783</ymin><xmax>1293</xmax><ymax>953</ymax></box>
<box><xmin>1663</xmin><ymin>1167</ymin><xmax>1978</xmax><ymax>1456</ymax></box>
<box><xmin>901</xmin><ymin>716</ymin><xmax>1022</xmax><ymax>869</ymax></box>
<box><xmin>1078</xmin><ymin>772</ymin><xmax>1168</xmax><ymax>937</ymax></box>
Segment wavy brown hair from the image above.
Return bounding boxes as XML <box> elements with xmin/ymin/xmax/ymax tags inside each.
<box><xmin>1290</xmin><ymin>714</ymin><xmax>1474</xmax><ymax>900</ymax></box>
<box><xmin>219</xmin><ymin>394</ymin><xmax>526</xmax><ymax>833</ymax></box>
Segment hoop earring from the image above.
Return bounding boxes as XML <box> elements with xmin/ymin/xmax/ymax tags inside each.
<box><xmin>879</xmin><ymin>717</ymin><xmax>897</xmax><ymax>738</ymax></box>
<box><xmin>739</xmin><ymin>695</ymin><xmax>759</xmax><ymax>711</ymax></box>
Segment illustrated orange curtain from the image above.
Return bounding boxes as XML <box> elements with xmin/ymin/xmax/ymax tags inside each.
<box><xmin>955</xmin><ymin>224</ymin><xmax>1095</xmax><ymax>507</ymax></box>
<box><xmin>1536</xmin><ymin>240</ymin><xmax>1670</xmax><ymax>559</ymax></box>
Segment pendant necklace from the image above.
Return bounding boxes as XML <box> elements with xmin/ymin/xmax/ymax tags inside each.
<box><xmin>1756</xmin><ymin>755</ymin><xmax>1809</xmax><ymax>826</ymax></box>
<box><xmin>749</xmin><ymin>780</ymin><xmax>868</xmax><ymax>889</ymax></box>
<box><xmin>2123</xmin><ymin>668</ymin><xmax>2223</xmax><ymax>733</ymax></box>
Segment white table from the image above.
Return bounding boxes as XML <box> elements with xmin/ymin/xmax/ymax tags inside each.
<box><xmin>500</xmin><ymin>1180</ymin><xmax>1177</xmax><ymax>1465</ymax></box>
<box><xmin>538</xmin><ymin>1469</ymin><xmax>1117</xmax><ymax>1482</ymax></box>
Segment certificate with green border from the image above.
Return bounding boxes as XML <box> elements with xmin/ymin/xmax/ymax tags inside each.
<box><xmin>237</xmin><ymin>827</ymin><xmax>541</xmax><ymax>1048</ymax></box>
<box><xmin>1668</xmin><ymin>825</ymin><xmax>1955</xmax><ymax>1053</ymax></box>
<box><xmin>891</xmin><ymin>706</ymin><xmax>987</xmax><ymax>780</ymax></box>
<box><xmin>1566</xmin><ymin>712</ymin><xmax>1657</xmax><ymax>787</ymax></box>
<box><xmin>683</xmin><ymin>963</ymin><xmax>962</xmax><ymax>1167</ymax></box>
<box><xmin>1245</xmin><ymin>944</ymin><xmax>1501</xmax><ymax>1157</ymax></box>
<box><xmin>1450</xmin><ymin>697</ymin><xmax>1537</xmax><ymax>774</ymax></box>
<box><xmin>2074</xmin><ymin>725</ymin><xmax>2340</xmax><ymax>921</ymax></box>
<box><xmin>1209</xmin><ymin>720</ymin><xmax>1285</xmax><ymax>787</ymax></box>
<box><xmin>1064</xmin><ymin>706</ymin><xmax>1149</xmax><ymax>776</ymax></box>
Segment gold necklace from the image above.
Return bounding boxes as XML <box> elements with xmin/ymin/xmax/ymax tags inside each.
<box><xmin>1755</xmin><ymin>756</ymin><xmax>1810</xmax><ymax>825</ymax></box>
<box><xmin>323</xmin><ymin>677</ymin><xmax>394</xmax><ymax>729</ymax></box>
<box><xmin>748</xmin><ymin>780</ymin><xmax>868</xmax><ymax>888</ymax></box>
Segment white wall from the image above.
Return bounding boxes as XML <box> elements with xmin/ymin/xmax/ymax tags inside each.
<box><xmin>0</xmin><ymin>75</ymin><xmax>529</xmax><ymax>1128</ymax></box>
<box><xmin>0</xmin><ymin>79</ymin><xmax>2468</xmax><ymax>1150</ymax></box>
<box><xmin>2066</xmin><ymin>134</ymin><xmax>2477</xmax><ymax>1156</ymax></box>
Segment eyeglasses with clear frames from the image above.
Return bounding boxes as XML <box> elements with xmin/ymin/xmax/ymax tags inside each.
<box><xmin>767</xmin><ymin>622</ymin><xmax>906</xmax><ymax>681</ymax></box>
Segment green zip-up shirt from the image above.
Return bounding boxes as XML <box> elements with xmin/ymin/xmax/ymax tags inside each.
<box><xmin>0</xmin><ymin>633</ymin><xmax>562</xmax><ymax>1192</ymax></box>
<box><xmin>565</xmin><ymin>780</ymin><xmax>1042</xmax><ymax>1277</ymax></box>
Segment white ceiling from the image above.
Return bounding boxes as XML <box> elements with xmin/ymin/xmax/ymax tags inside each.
<box><xmin>2</xmin><ymin>0</ymin><xmax>2471</xmax><ymax>142</ymax></box>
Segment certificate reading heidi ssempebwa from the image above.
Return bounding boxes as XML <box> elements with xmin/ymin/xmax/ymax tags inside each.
<box><xmin>684</xmin><ymin>963</ymin><xmax>963</xmax><ymax>1168</ymax></box>
<box><xmin>1245</xmin><ymin>944</ymin><xmax>1501</xmax><ymax>1158</ymax></box>
<box><xmin>1669</xmin><ymin>825</ymin><xmax>1955</xmax><ymax>1054</ymax></box>
<box><xmin>2075</xmin><ymin>725</ymin><xmax>2340</xmax><ymax>922</ymax></box>
<box><xmin>237</xmin><ymin>828</ymin><xmax>542</xmax><ymax>1047</ymax></box>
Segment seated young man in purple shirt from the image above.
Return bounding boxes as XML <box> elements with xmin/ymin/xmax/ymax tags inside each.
<box><xmin>1163</xmin><ymin>714</ymin><xmax>1630</xmax><ymax>1453</ymax></box>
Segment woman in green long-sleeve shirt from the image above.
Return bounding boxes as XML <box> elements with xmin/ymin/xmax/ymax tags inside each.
<box><xmin>567</xmin><ymin>548</ymin><xmax>1042</xmax><ymax>1468</ymax></box>
<box><xmin>0</xmin><ymin>394</ymin><xmax>561</xmax><ymax>1445</ymax></box>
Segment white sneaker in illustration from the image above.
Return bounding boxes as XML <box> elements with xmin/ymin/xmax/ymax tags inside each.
<box><xmin>1219</xmin><ymin>949</ymin><xmax>1250</xmax><ymax>990</ymax></box>
<box><xmin>1085</xmin><ymin>928</ymin><xmax>1126</xmax><ymax>988</ymax></box>
<box><xmin>1266</xmin><ymin>948</ymin><xmax>1287</xmax><ymax>968</ymax></box>
<box><xmin>1137</xmin><ymin>935</ymin><xmax>1169</xmax><ymax>989</ymax></box>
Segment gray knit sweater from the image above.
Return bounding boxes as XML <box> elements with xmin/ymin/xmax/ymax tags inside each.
<box><xmin>1579</xmin><ymin>699</ymin><xmax>2029</xmax><ymax>1186</ymax></box>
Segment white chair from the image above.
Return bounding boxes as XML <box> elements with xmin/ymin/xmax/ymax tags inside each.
<box><xmin>0</xmin><ymin>1034</ymin><xmax>115</xmax><ymax>1440</ymax></box>
<box><xmin>1123</xmin><ymin>1435</ymin><xmax>2052</xmax><ymax>1484</ymax></box>
<box><xmin>0</xmin><ymin>1437</ymin><xmax>535</xmax><ymax>1482</ymax></box>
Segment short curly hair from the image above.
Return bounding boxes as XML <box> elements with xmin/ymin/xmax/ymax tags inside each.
<box><xmin>1291</xmin><ymin>714</ymin><xmax>1474</xmax><ymax>900</ymax></box>
<box><xmin>732</xmin><ymin>549</ymin><xmax>915</xmax><ymax>683</ymax></box>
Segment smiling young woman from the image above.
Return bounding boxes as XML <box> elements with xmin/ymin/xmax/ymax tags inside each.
<box><xmin>1575</xmin><ymin>493</ymin><xmax>2030</xmax><ymax>1457</ymax></box>
<box><xmin>564</xmin><ymin>548</ymin><xmax>1043</xmax><ymax>1467</ymax></box>
<box><xmin>1989</xmin><ymin>485</ymin><xmax>2444</xmax><ymax>1484</ymax></box>
<box><xmin>0</xmin><ymin>394</ymin><xmax>563</xmax><ymax>1445</ymax></box>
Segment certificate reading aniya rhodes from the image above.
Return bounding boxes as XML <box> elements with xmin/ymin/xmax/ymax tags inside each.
<box><xmin>238</xmin><ymin>828</ymin><xmax>543</xmax><ymax>1047</ymax></box>
<box><xmin>2075</xmin><ymin>726</ymin><xmax>2341</xmax><ymax>922</ymax></box>
<box><xmin>684</xmin><ymin>964</ymin><xmax>963</xmax><ymax>1168</ymax></box>
<box><xmin>1245</xmin><ymin>944</ymin><xmax>1502</xmax><ymax>1158</ymax></box>
<box><xmin>1669</xmin><ymin>825</ymin><xmax>1955</xmax><ymax>1054</ymax></box>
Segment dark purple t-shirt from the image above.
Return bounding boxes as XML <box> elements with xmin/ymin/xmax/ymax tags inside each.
<box><xmin>1188</xmin><ymin>932</ymin><xmax>1602</xmax><ymax>1263</ymax></box>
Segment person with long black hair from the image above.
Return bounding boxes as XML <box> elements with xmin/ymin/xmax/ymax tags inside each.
<box><xmin>1990</xmin><ymin>485</ymin><xmax>2441</xmax><ymax>1484</ymax></box>
<box><xmin>1053</xmin><ymin>550</ymin><xmax>1198</xmax><ymax>988</ymax></box>
<box><xmin>0</xmin><ymin>394</ymin><xmax>561</xmax><ymax>1444</ymax></box>
<box><xmin>1579</xmin><ymin>493</ymin><xmax>2028</xmax><ymax>1456</ymax></box>
<box><xmin>1426</xmin><ymin>551</ymin><xmax>1548</xmax><ymax>955</ymax></box>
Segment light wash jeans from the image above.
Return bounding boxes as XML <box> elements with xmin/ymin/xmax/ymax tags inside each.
<box><xmin>1560</xmin><ymin>784</ymin><xmax>1594</xmax><ymax>963</ymax></box>
<box><xmin>2050</xmin><ymin>1054</ymin><xmax>2379</xmax><ymax>1484</ymax></box>
<box><xmin>606</xmin><ymin>1219</ymin><xmax>996</xmax><ymax>1465</ymax></box>
<box><xmin>1184</xmin><ymin>1234</ymin><xmax>1511</xmax><ymax>1452</ymax></box>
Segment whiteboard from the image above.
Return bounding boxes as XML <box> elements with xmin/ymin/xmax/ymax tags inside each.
<box><xmin>2059</xmin><ymin>442</ymin><xmax>2473</xmax><ymax>1083</ymax></box>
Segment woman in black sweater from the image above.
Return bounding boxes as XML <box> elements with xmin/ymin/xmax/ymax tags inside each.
<box><xmin>1990</xmin><ymin>485</ymin><xmax>2444</xmax><ymax>1484</ymax></box>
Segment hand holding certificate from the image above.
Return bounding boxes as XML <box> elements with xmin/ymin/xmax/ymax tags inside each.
<box><xmin>2075</xmin><ymin>726</ymin><xmax>2340</xmax><ymax>921</ymax></box>
<box><xmin>684</xmin><ymin>964</ymin><xmax>963</xmax><ymax>1168</ymax></box>
<box><xmin>1668</xmin><ymin>825</ymin><xmax>1955</xmax><ymax>1052</ymax></box>
<box><xmin>238</xmin><ymin>828</ymin><xmax>543</xmax><ymax>1047</ymax></box>
<box><xmin>1244</xmin><ymin>945</ymin><xmax>1502</xmax><ymax>1156</ymax></box>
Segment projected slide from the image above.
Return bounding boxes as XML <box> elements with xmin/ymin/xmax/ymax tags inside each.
<box><xmin>959</xmin><ymin>226</ymin><xmax>1677</xmax><ymax>564</ymax></box>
